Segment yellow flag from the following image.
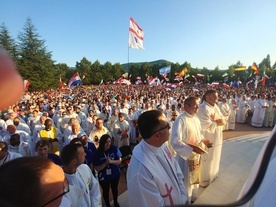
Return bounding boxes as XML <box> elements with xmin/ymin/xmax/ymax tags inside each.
<box><xmin>175</xmin><ymin>67</ymin><xmax>188</xmax><ymax>77</ymax></box>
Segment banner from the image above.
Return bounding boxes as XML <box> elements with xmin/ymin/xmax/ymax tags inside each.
<box><xmin>129</xmin><ymin>17</ymin><xmax>144</xmax><ymax>49</ymax></box>
<box><xmin>159</xmin><ymin>65</ymin><xmax>171</xmax><ymax>75</ymax></box>
<box><xmin>234</xmin><ymin>66</ymin><xmax>246</xmax><ymax>71</ymax></box>
<box><xmin>68</xmin><ymin>72</ymin><xmax>81</xmax><ymax>88</ymax></box>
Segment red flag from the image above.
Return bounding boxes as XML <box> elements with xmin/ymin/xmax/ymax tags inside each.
<box><xmin>24</xmin><ymin>80</ymin><xmax>30</xmax><ymax>91</ymax></box>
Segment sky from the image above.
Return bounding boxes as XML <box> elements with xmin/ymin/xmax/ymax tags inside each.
<box><xmin>1</xmin><ymin>0</ymin><xmax>276</xmax><ymax>69</ymax></box>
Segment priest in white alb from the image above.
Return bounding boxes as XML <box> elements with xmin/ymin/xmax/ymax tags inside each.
<box><xmin>127</xmin><ymin>110</ymin><xmax>188</xmax><ymax>207</ymax></box>
<box><xmin>197</xmin><ymin>89</ymin><xmax>226</xmax><ymax>187</ymax></box>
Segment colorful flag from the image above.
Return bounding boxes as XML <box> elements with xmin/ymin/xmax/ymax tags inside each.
<box><xmin>129</xmin><ymin>17</ymin><xmax>144</xmax><ymax>49</ymax></box>
<box><xmin>68</xmin><ymin>72</ymin><xmax>82</xmax><ymax>88</ymax></box>
<box><xmin>184</xmin><ymin>73</ymin><xmax>190</xmax><ymax>79</ymax></box>
<box><xmin>149</xmin><ymin>77</ymin><xmax>161</xmax><ymax>86</ymax></box>
<box><xmin>260</xmin><ymin>71</ymin><xmax>269</xmax><ymax>86</ymax></box>
<box><xmin>251</xmin><ymin>63</ymin><xmax>260</xmax><ymax>75</ymax></box>
<box><xmin>24</xmin><ymin>80</ymin><xmax>30</xmax><ymax>91</ymax></box>
<box><xmin>175</xmin><ymin>67</ymin><xmax>188</xmax><ymax>77</ymax></box>
<box><xmin>159</xmin><ymin>65</ymin><xmax>171</xmax><ymax>75</ymax></box>
<box><xmin>234</xmin><ymin>66</ymin><xmax>246</xmax><ymax>71</ymax></box>
<box><xmin>222</xmin><ymin>72</ymin><xmax>228</xmax><ymax>77</ymax></box>
<box><xmin>99</xmin><ymin>79</ymin><xmax>103</xmax><ymax>86</ymax></box>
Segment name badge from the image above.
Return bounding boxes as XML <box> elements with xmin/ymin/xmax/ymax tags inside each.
<box><xmin>106</xmin><ymin>168</ymin><xmax>112</xmax><ymax>175</ymax></box>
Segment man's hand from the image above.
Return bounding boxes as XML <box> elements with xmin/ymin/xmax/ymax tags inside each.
<box><xmin>216</xmin><ymin>118</ymin><xmax>226</xmax><ymax>126</ymax></box>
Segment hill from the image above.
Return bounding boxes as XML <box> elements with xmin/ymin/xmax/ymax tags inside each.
<box><xmin>121</xmin><ymin>59</ymin><xmax>172</xmax><ymax>71</ymax></box>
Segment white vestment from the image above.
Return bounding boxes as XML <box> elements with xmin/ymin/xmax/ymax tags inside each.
<box><xmin>197</xmin><ymin>101</ymin><xmax>225</xmax><ymax>186</ymax></box>
<box><xmin>65</xmin><ymin>164</ymin><xmax>102</xmax><ymax>207</ymax></box>
<box><xmin>170</xmin><ymin>111</ymin><xmax>204</xmax><ymax>202</ymax></box>
<box><xmin>8</xmin><ymin>141</ymin><xmax>31</xmax><ymax>156</ymax></box>
<box><xmin>236</xmin><ymin>101</ymin><xmax>250</xmax><ymax>123</ymax></box>
<box><xmin>228</xmin><ymin>103</ymin><xmax>237</xmax><ymax>130</ymax></box>
<box><xmin>127</xmin><ymin>140</ymin><xmax>188</xmax><ymax>207</ymax></box>
<box><xmin>218</xmin><ymin>102</ymin><xmax>230</xmax><ymax>130</ymax></box>
<box><xmin>112</xmin><ymin>120</ymin><xmax>131</xmax><ymax>148</ymax></box>
<box><xmin>251</xmin><ymin>98</ymin><xmax>267</xmax><ymax>127</ymax></box>
<box><xmin>0</xmin><ymin>151</ymin><xmax>22</xmax><ymax>166</ymax></box>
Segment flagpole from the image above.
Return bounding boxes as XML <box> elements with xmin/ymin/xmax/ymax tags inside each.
<box><xmin>128</xmin><ymin>46</ymin><xmax>130</xmax><ymax>72</ymax></box>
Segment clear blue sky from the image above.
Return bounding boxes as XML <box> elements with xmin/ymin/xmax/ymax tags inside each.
<box><xmin>1</xmin><ymin>0</ymin><xmax>276</xmax><ymax>69</ymax></box>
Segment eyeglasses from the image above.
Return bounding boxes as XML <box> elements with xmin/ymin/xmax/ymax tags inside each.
<box><xmin>151</xmin><ymin>123</ymin><xmax>171</xmax><ymax>136</ymax></box>
<box><xmin>41</xmin><ymin>178</ymin><xmax>70</xmax><ymax>207</ymax></box>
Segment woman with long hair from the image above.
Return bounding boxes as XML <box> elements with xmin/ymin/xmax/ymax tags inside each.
<box><xmin>93</xmin><ymin>134</ymin><xmax>122</xmax><ymax>207</ymax></box>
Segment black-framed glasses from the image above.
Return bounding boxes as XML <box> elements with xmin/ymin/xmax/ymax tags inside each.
<box><xmin>151</xmin><ymin>123</ymin><xmax>171</xmax><ymax>136</ymax></box>
<box><xmin>40</xmin><ymin>178</ymin><xmax>70</xmax><ymax>207</ymax></box>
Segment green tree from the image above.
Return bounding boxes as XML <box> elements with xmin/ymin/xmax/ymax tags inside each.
<box><xmin>76</xmin><ymin>57</ymin><xmax>92</xmax><ymax>85</ymax></box>
<box><xmin>111</xmin><ymin>63</ymin><xmax>124</xmax><ymax>81</ymax></box>
<box><xmin>17</xmin><ymin>18</ymin><xmax>56</xmax><ymax>90</ymax></box>
<box><xmin>90</xmin><ymin>60</ymin><xmax>101</xmax><ymax>84</ymax></box>
<box><xmin>129</xmin><ymin>64</ymin><xmax>140</xmax><ymax>82</ymax></box>
<box><xmin>0</xmin><ymin>23</ymin><xmax>18</xmax><ymax>62</ymax></box>
<box><xmin>102</xmin><ymin>61</ymin><xmax>114</xmax><ymax>82</ymax></box>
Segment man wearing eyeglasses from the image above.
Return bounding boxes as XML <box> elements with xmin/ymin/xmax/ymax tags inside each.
<box><xmin>0</xmin><ymin>156</ymin><xmax>71</xmax><ymax>207</ymax></box>
<box><xmin>127</xmin><ymin>110</ymin><xmax>188</xmax><ymax>207</ymax></box>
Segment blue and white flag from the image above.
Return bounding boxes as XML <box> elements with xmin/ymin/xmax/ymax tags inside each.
<box><xmin>159</xmin><ymin>65</ymin><xmax>171</xmax><ymax>76</ymax></box>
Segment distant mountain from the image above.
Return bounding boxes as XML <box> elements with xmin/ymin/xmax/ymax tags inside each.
<box><xmin>121</xmin><ymin>59</ymin><xmax>172</xmax><ymax>71</ymax></box>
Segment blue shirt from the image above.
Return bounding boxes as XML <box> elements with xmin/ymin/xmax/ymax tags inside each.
<box><xmin>93</xmin><ymin>145</ymin><xmax>122</xmax><ymax>183</ymax></box>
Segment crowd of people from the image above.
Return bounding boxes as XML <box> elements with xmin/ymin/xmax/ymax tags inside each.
<box><xmin>0</xmin><ymin>81</ymin><xmax>276</xmax><ymax>206</ymax></box>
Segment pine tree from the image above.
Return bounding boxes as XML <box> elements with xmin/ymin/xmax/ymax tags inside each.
<box><xmin>0</xmin><ymin>23</ymin><xmax>19</xmax><ymax>63</ymax></box>
<box><xmin>17</xmin><ymin>18</ymin><xmax>56</xmax><ymax>90</ymax></box>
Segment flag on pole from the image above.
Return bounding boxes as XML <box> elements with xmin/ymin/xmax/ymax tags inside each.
<box><xmin>24</xmin><ymin>80</ymin><xmax>30</xmax><ymax>91</ymax></box>
<box><xmin>159</xmin><ymin>65</ymin><xmax>171</xmax><ymax>76</ymax></box>
<box><xmin>59</xmin><ymin>76</ymin><xmax>63</xmax><ymax>90</ymax></box>
<box><xmin>149</xmin><ymin>77</ymin><xmax>161</xmax><ymax>86</ymax></box>
<box><xmin>260</xmin><ymin>71</ymin><xmax>269</xmax><ymax>86</ymax></box>
<box><xmin>129</xmin><ymin>17</ymin><xmax>144</xmax><ymax>49</ymax></box>
<box><xmin>251</xmin><ymin>63</ymin><xmax>260</xmax><ymax>75</ymax></box>
<box><xmin>222</xmin><ymin>72</ymin><xmax>228</xmax><ymax>77</ymax></box>
<box><xmin>175</xmin><ymin>67</ymin><xmax>188</xmax><ymax>77</ymax></box>
<box><xmin>184</xmin><ymin>73</ymin><xmax>190</xmax><ymax>79</ymax></box>
<box><xmin>99</xmin><ymin>79</ymin><xmax>103</xmax><ymax>86</ymax></box>
<box><xmin>68</xmin><ymin>72</ymin><xmax>82</xmax><ymax>88</ymax></box>
<box><xmin>234</xmin><ymin>66</ymin><xmax>246</xmax><ymax>71</ymax></box>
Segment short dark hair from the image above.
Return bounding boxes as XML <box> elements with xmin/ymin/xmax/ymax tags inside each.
<box><xmin>61</xmin><ymin>143</ymin><xmax>82</xmax><ymax>166</ymax></box>
<box><xmin>138</xmin><ymin>110</ymin><xmax>163</xmax><ymax>140</ymax></box>
<box><xmin>202</xmin><ymin>89</ymin><xmax>217</xmax><ymax>102</ymax></box>
<box><xmin>0</xmin><ymin>156</ymin><xmax>52</xmax><ymax>207</ymax></box>
<box><xmin>69</xmin><ymin>138</ymin><xmax>82</xmax><ymax>145</ymax></box>
<box><xmin>35</xmin><ymin>140</ymin><xmax>50</xmax><ymax>150</ymax></box>
<box><xmin>184</xmin><ymin>96</ymin><xmax>198</xmax><ymax>107</ymax></box>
